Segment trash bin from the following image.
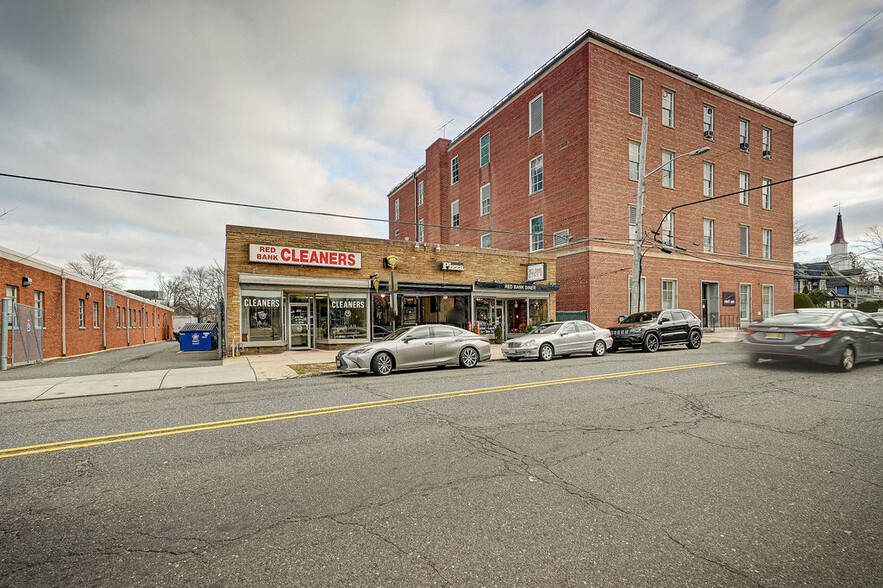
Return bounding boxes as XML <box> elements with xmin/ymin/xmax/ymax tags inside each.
<box><xmin>178</xmin><ymin>323</ymin><xmax>218</xmax><ymax>351</ymax></box>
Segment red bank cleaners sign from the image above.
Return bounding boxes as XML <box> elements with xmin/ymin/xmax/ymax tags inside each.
<box><xmin>249</xmin><ymin>244</ymin><xmax>362</xmax><ymax>269</ymax></box>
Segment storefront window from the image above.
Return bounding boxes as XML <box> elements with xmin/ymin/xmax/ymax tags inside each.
<box><xmin>474</xmin><ymin>298</ymin><xmax>494</xmax><ymax>336</ymax></box>
<box><xmin>529</xmin><ymin>299</ymin><xmax>549</xmax><ymax>327</ymax></box>
<box><xmin>316</xmin><ymin>295</ymin><xmax>329</xmax><ymax>340</ymax></box>
<box><xmin>241</xmin><ymin>290</ymin><xmax>283</xmax><ymax>342</ymax></box>
<box><xmin>329</xmin><ymin>294</ymin><xmax>368</xmax><ymax>340</ymax></box>
<box><xmin>372</xmin><ymin>294</ymin><xmax>395</xmax><ymax>339</ymax></box>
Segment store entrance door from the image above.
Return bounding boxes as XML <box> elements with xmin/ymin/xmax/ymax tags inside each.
<box><xmin>290</xmin><ymin>301</ymin><xmax>313</xmax><ymax>349</ymax></box>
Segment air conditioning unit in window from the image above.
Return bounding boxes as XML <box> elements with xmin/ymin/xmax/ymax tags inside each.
<box><xmin>762</xmin><ymin>149</ymin><xmax>771</xmax><ymax>157</ymax></box>
<box><xmin>740</xmin><ymin>142</ymin><xmax>749</xmax><ymax>151</ymax></box>
<box><xmin>703</xmin><ymin>130</ymin><xmax>714</xmax><ymax>140</ymax></box>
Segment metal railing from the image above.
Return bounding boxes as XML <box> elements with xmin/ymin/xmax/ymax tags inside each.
<box><xmin>2</xmin><ymin>298</ymin><xmax>44</xmax><ymax>370</ymax></box>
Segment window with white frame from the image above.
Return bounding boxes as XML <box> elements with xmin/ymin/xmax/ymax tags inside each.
<box><xmin>116</xmin><ymin>305</ymin><xmax>121</xmax><ymax>328</ymax></box>
<box><xmin>703</xmin><ymin>105</ymin><xmax>714</xmax><ymax>135</ymax></box>
<box><xmin>629</xmin><ymin>141</ymin><xmax>640</xmax><ymax>181</ymax></box>
<box><xmin>93</xmin><ymin>301</ymin><xmax>99</xmax><ymax>328</ymax></box>
<box><xmin>703</xmin><ymin>218</ymin><xmax>715</xmax><ymax>252</ymax></box>
<box><xmin>530</xmin><ymin>215</ymin><xmax>544</xmax><ymax>252</ymax></box>
<box><xmin>661</xmin><ymin>279</ymin><xmax>678</xmax><ymax>309</ymax></box>
<box><xmin>740</xmin><ymin>283</ymin><xmax>752</xmax><ymax>321</ymax></box>
<box><xmin>628</xmin><ymin>275</ymin><xmax>647</xmax><ymax>312</ymax></box>
<box><xmin>762</xmin><ymin>285</ymin><xmax>774</xmax><ymax>319</ymax></box>
<box><xmin>762</xmin><ymin>178</ymin><xmax>771</xmax><ymax>210</ymax></box>
<box><xmin>740</xmin><ymin>225</ymin><xmax>749</xmax><ymax>256</ymax></box>
<box><xmin>762</xmin><ymin>127</ymin><xmax>772</xmax><ymax>157</ymax></box>
<box><xmin>703</xmin><ymin>161</ymin><xmax>714</xmax><ymax>197</ymax></box>
<box><xmin>480</xmin><ymin>183</ymin><xmax>490</xmax><ymax>216</ymax></box>
<box><xmin>451</xmin><ymin>156</ymin><xmax>459</xmax><ymax>184</ymax></box>
<box><xmin>529</xmin><ymin>94</ymin><xmax>543</xmax><ymax>135</ymax></box>
<box><xmin>480</xmin><ymin>132</ymin><xmax>490</xmax><ymax>167</ymax></box>
<box><xmin>418</xmin><ymin>181</ymin><xmax>424</xmax><ymax>205</ymax></box>
<box><xmin>5</xmin><ymin>285</ymin><xmax>18</xmax><ymax>328</ymax></box>
<box><xmin>481</xmin><ymin>233</ymin><xmax>491</xmax><ymax>249</ymax></box>
<box><xmin>661</xmin><ymin>212</ymin><xmax>674</xmax><ymax>246</ymax></box>
<box><xmin>451</xmin><ymin>200</ymin><xmax>459</xmax><ymax>227</ymax></box>
<box><xmin>529</xmin><ymin>155</ymin><xmax>543</xmax><ymax>194</ymax></box>
<box><xmin>553</xmin><ymin>229</ymin><xmax>571</xmax><ymax>247</ymax></box>
<box><xmin>629</xmin><ymin>75</ymin><xmax>643</xmax><ymax>116</ymax></box>
<box><xmin>629</xmin><ymin>205</ymin><xmax>638</xmax><ymax>243</ymax></box>
<box><xmin>418</xmin><ymin>219</ymin><xmax>424</xmax><ymax>242</ymax></box>
<box><xmin>34</xmin><ymin>290</ymin><xmax>44</xmax><ymax>328</ymax></box>
<box><xmin>78</xmin><ymin>299</ymin><xmax>85</xmax><ymax>328</ymax></box>
<box><xmin>739</xmin><ymin>118</ymin><xmax>750</xmax><ymax>150</ymax></box>
<box><xmin>762</xmin><ymin>229</ymin><xmax>772</xmax><ymax>259</ymax></box>
<box><xmin>739</xmin><ymin>172</ymin><xmax>750</xmax><ymax>205</ymax></box>
<box><xmin>394</xmin><ymin>198</ymin><xmax>400</xmax><ymax>220</ymax></box>
<box><xmin>661</xmin><ymin>150</ymin><xmax>674</xmax><ymax>188</ymax></box>
<box><xmin>662</xmin><ymin>89</ymin><xmax>674</xmax><ymax>127</ymax></box>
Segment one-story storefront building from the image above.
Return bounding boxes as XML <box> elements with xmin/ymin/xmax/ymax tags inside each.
<box><xmin>224</xmin><ymin>225</ymin><xmax>559</xmax><ymax>354</ymax></box>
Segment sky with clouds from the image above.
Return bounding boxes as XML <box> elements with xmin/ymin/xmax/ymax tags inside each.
<box><xmin>1</xmin><ymin>0</ymin><xmax>881</xmax><ymax>289</ymax></box>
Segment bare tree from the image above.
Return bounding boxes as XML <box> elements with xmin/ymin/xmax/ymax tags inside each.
<box><xmin>856</xmin><ymin>224</ymin><xmax>883</xmax><ymax>279</ymax></box>
<box><xmin>156</xmin><ymin>262</ymin><xmax>224</xmax><ymax>322</ymax></box>
<box><xmin>793</xmin><ymin>220</ymin><xmax>813</xmax><ymax>249</ymax></box>
<box><xmin>66</xmin><ymin>252</ymin><xmax>125</xmax><ymax>288</ymax></box>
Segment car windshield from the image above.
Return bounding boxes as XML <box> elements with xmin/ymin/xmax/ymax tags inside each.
<box><xmin>381</xmin><ymin>327</ymin><xmax>413</xmax><ymax>341</ymax></box>
<box><xmin>622</xmin><ymin>312</ymin><xmax>659</xmax><ymax>324</ymax></box>
<box><xmin>762</xmin><ymin>312</ymin><xmax>833</xmax><ymax>325</ymax></box>
<box><xmin>534</xmin><ymin>323</ymin><xmax>562</xmax><ymax>334</ymax></box>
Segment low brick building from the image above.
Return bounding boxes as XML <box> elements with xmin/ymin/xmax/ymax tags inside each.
<box><xmin>1</xmin><ymin>245</ymin><xmax>174</xmax><ymax>367</ymax></box>
<box><xmin>225</xmin><ymin>225</ymin><xmax>558</xmax><ymax>353</ymax></box>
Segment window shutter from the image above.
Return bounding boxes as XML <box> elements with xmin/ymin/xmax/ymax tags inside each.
<box><xmin>629</xmin><ymin>76</ymin><xmax>642</xmax><ymax>115</ymax></box>
<box><xmin>530</xmin><ymin>95</ymin><xmax>543</xmax><ymax>135</ymax></box>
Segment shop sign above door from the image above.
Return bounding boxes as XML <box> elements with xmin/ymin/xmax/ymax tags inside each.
<box><xmin>249</xmin><ymin>244</ymin><xmax>362</xmax><ymax>269</ymax></box>
<box><xmin>439</xmin><ymin>261</ymin><xmax>464</xmax><ymax>271</ymax></box>
<box><xmin>526</xmin><ymin>262</ymin><xmax>547</xmax><ymax>282</ymax></box>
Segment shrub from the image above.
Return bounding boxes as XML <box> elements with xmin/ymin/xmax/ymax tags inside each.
<box><xmin>857</xmin><ymin>300</ymin><xmax>879</xmax><ymax>313</ymax></box>
<box><xmin>793</xmin><ymin>292</ymin><xmax>814</xmax><ymax>308</ymax></box>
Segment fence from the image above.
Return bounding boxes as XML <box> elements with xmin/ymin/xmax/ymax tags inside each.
<box><xmin>1</xmin><ymin>298</ymin><xmax>44</xmax><ymax>370</ymax></box>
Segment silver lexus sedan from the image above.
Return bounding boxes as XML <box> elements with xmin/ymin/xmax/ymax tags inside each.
<box><xmin>336</xmin><ymin>324</ymin><xmax>491</xmax><ymax>376</ymax></box>
<box><xmin>502</xmin><ymin>320</ymin><xmax>613</xmax><ymax>361</ymax></box>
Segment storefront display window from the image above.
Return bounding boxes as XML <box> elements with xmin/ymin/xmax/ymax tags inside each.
<box><xmin>474</xmin><ymin>298</ymin><xmax>494</xmax><ymax>336</ymax></box>
<box><xmin>529</xmin><ymin>299</ymin><xmax>548</xmax><ymax>328</ymax></box>
<box><xmin>329</xmin><ymin>294</ymin><xmax>368</xmax><ymax>340</ymax></box>
<box><xmin>242</xmin><ymin>290</ymin><xmax>283</xmax><ymax>342</ymax></box>
<box><xmin>372</xmin><ymin>294</ymin><xmax>395</xmax><ymax>338</ymax></box>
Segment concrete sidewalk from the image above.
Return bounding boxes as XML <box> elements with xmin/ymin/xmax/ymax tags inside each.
<box><xmin>0</xmin><ymin>329</ymin><xmax>743</xmax><ymax>404</ymax></box>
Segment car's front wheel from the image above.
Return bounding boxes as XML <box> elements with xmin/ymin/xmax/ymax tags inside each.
<box><xmin>371</xmin><ymin>352</ymin><xmax>394</xmax><ymax>376</ymax></box>
<box><xmin>687</xmin><ymin>330</ymin><xmax>702</xmax><ymax>349</ymax></box>
<box><xmin>838</xmin><ymin>345</ymin><xmax>856</xmax><ymax>372</ymax></box>
<box><xmin>642</xmin><ymin>333</ymin><xmax>660</xmax><ymax>353</ymax></box>
<box><xmin>539</xmin><ymin>343</ymin><xmax>554</xmax><ymax>361</ymax></box>
<box><xmin>459</xmin><ymin>346</ymin><xmax>479</xmax><ymax>368</ymax></box>
<box><xmin>592</xmin><ymin>340</ymin><xmax>606</xmax><ymax>357</ymax></box>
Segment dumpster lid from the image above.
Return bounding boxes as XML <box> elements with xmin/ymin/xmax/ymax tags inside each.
<box><xmin>179</xmin><ymin>322</ymin><xmax>218</xmax><ymax>332</ymax></box>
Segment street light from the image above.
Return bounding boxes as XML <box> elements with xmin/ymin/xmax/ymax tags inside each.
<box><xmin>630</xmin><ymin>115</ymin><xmax>710</xmax><ymax>315</ymax></box>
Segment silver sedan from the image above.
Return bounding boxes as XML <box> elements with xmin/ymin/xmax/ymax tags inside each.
<box><xmin>336</xmin><ymin>324</ymin><xmax>492</xmax><ymax>376</ymax></box>
<box><xmin>502</xmin><ymin>321</ymin><xmax>613</xmax><ymax>361</ymax></box>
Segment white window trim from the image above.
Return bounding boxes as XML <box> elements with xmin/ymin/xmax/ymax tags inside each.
<box><xmin>418</xmin><ymin>181</ymin><xmax>424</xmax><ymax>206</ymax></box>
<box><xmin>762</xmin><ymin>284</ymin><xmax>774</xmax><ymax>319</ymax></box>
<box><xmin>662</xmin><ymin>88</ymin><xmax>674</xmax><ymax>127</ymax></box>
<box><xmin>703</xmin><ymin>218</ymin><xmax>715</xmax><ymax>253</ymax></box>
<box><xmin>740</xmin><ymin>225</ymin><xmax>750</xmax><ymax>257</ymax></box>
<box><xmin>394</xmin><ymin>198</ymin><xmax>400</xmax><ymax>220</ymax></box>
<box><xmin>451</xmin><ymin>156</ymin><xmax>459</xmax><ymax>185</ymax></box>
<box><xmin>418</xmin><ymin>219</ymin><xmax>424</xmax><ymax>242</ymax></box>
<box><xmin>629</xmin><ymin>141</ymin><xmax>640</xmax><ymax>181</ymax></box>
<box><xmin>739</xmin><ymin>283</ymin><xmax>752</xmax><ymax>322</ymax></box>
<box><xmin>762</xmin><ymin>228</ymin><xmax>772</xmax><ymax>259</ymax></box>
<box><xmin>529</xmin><ymin>155</ymin><xmax>543</xmax><ymax>194</ymax></box>
<box><xmin>530</xmin><ymin>215</ymin><xmax>544</xmax><ymax>252</ymax></box>
<box><xmin>480</xmin><ymin>132</ymin><xmax>490</xmax><ymax>167</ymax></box>
<box><xmin>661</xmin><ymin>278</ymin><xmax>678</xmax><ymax>309</ymax></box>
<box><xmin>762</xmin><ymin>178</ymin><xmax>771</xmax><ymax>210</ymax></box>
<box><xmin>480</xmin><ymin>183</ymin><xmax>491</xmax><ymax>216</ymax></box>
<box><xmin>661</xmin><ymin>149</ymin><xmax>674</xmax><ymax>188</ymax></box>
<box><xmin>451</xmin><ymin>200</ymin><xmax>459</xmax><ymax>228</ymax></box>
<box><xmin>481</xmin><ymin>233</ymin><xmax>491</xmax><ymax>249</ymax></box>
<box><xmin>703</xmin><ymin>104</ymin><xmax>715</xmax><ymax>133</ymax></box>
<box><xmin>739</xmin><ymin>172</ymin><xmax>750</xmax><ymax>205</ymax></box>
<box><xmin>703</xmin><ymin>161</ymin><xmax>714</xmax><ymax>197</ymax></box>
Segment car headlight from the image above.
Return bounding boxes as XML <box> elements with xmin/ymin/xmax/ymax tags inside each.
<box><xmin>348</xmin><ymin>346</ymin><xmax>374</xmax><ymax>355</ymax></box>
<box><xmin>524</xmin><ymin>339</ymin><xmax>537</xmax><ymax>347</ymax></box>
<box><xmin>629</xmin><ymin>329</ymin><xmax>642</xmax><ymax>335</ymax></box>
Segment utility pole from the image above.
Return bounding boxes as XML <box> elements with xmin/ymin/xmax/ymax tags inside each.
<box><xmin>630</xmin><ymin>117</ymin><xmax>648</xmax><ymax>316</ymax></box>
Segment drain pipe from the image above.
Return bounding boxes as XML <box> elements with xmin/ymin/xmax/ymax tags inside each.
<box><xmin>1</xmin><ymin>297</ymin><xmax>9</xmax><ymax>370</ymax></box>
<box><xmin>61</xmin><ymin>272</ymin><xmax>67</xmax><ymax>357</ymax></box>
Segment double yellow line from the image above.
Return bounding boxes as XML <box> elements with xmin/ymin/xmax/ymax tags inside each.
<box><xmin>0</xmin><ymin>362</ymin><xmax>725</xmax><ymax>459</ymax></box>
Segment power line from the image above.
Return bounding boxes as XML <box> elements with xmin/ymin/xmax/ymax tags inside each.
<box><xmin>762</xmin><ymin>7</ymin><xmax>883</xmax><ymax>102</ymax></box>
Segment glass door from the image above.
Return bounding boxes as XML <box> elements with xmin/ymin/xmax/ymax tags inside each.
<box><xmin>290</xmin><ymin>301</ymin><xmax>312</xmax><ymax>349</ymax></box>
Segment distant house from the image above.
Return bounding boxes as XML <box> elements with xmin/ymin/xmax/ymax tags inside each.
<box><xmin>794</xmin><ymin>213</ymin><xmax>883</xmax><ymax>307</ymax></box>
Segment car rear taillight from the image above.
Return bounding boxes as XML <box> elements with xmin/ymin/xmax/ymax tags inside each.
<box><xmin>794</xmin><ymin>328</ymin><xmax>838</xmax><ymax>338</ymax></box>
<box><xmin>480</xmin><ymin>338</ymin><xmax>489</xmax><ymax>343</ymax></box>
<box><xmin>744</xmin><ymin>329</ymin><xmax>756</xmax><ymax>334</ymax></box>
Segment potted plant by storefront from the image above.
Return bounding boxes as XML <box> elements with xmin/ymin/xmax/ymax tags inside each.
<box><xmin>494</xmin><ymin>324</ymin><xmax>503</xmax><ymax>343</ymax></box>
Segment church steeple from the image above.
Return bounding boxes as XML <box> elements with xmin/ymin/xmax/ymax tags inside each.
<box><xmin>828</xmin><ymin>212</ymin><xmax>851</xmax><ymax>271</ymax></box>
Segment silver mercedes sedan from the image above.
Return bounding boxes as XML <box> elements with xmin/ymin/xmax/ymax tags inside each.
<box><xmin>336</xmin><ymin>324</ymin><xmax>492</xmax><ymax>376</ymax></box>
<box><xmin>502</xmin><ymin>320</ymin><xmax>613</xmax><ymax>361</ymax></box>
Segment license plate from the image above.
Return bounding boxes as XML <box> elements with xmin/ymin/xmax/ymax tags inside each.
<box><xmin>764</xmin><ymin>332</ymin><xmax>784</xmax><ymax>340</ymax></box>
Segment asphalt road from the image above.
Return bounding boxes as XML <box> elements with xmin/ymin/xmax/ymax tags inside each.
<box><xmin>0</xmin><ymin>342</ymin><xmax>880</xmax><ymax>586</ymax></box>
<box><xmin>0</xmin><ymin>340</ymin><xmax>220</xmax><ymax>380</ymax></box>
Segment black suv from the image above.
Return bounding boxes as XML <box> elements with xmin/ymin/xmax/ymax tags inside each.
<box><xmin>608</xmin><ymin>309</ymin><xmax>703</xmax><ymax>352</ymax></box>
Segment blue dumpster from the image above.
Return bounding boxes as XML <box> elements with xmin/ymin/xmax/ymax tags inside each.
<box><xmin>178</xmin><ymin>323</ymin><xmax>218</xmax><ymax>351</ymax></box>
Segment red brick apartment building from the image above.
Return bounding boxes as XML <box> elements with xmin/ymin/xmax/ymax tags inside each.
<box><xmin>2</xmin><ymin>245</ymin><xmax>174</xmax><ymax>367</ymax></box>
<box><xmin>388</xmin><ymin>29</ymin><xmax>795</xmax><ymax>329</ymax></box>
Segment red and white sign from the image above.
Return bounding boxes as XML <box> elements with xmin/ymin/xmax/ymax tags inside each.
<box><xmin>249</xmin><ymin>244</ymin><xmax>362</xmax><ymax>269</ymax></box>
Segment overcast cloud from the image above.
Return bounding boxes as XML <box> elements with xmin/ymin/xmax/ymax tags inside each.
<box><xmin>1</xmin><ymin>0</ymin><xmax>881</xmax><ymax>288</ymax></box>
